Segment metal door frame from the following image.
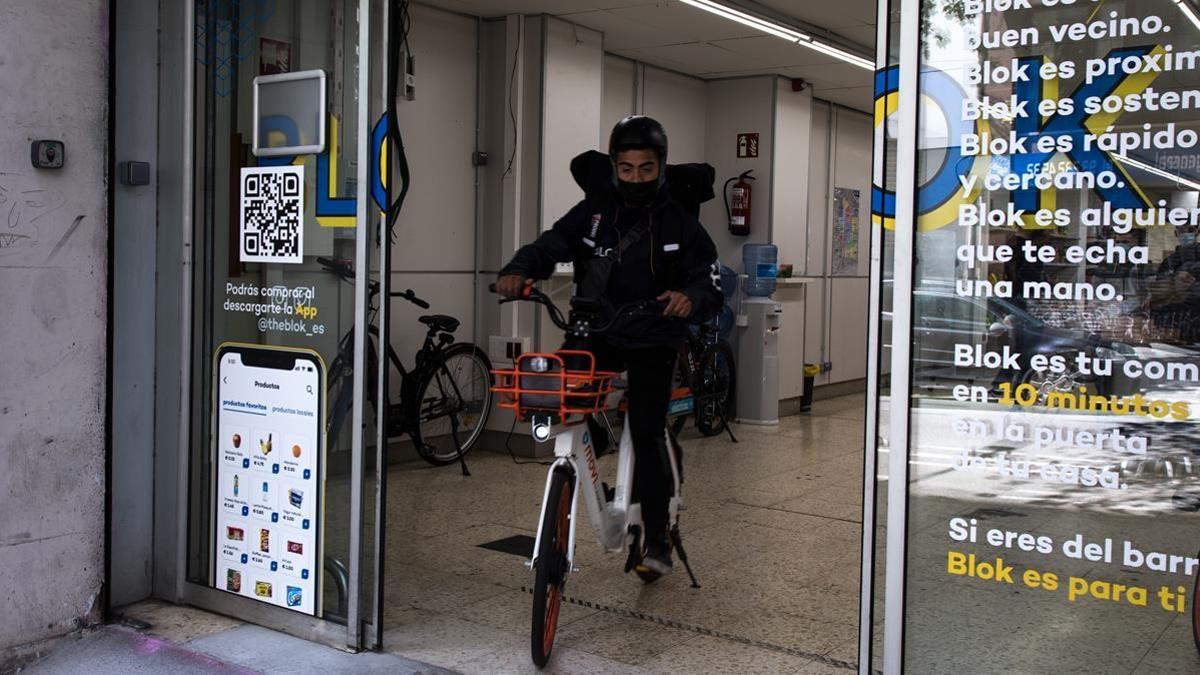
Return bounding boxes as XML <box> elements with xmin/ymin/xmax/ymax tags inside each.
<box><xmin>860</xmin><ymin>0</ymin><xmax>919</xmax><ymax>670</ymax></box>
<box><xmin>154</xmin><ymin>0</ymin><xmax>385</xmax><ymax>652</ymax></box>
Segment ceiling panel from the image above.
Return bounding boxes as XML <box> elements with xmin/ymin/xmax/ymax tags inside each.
<box><xmin>563</xmin><ymin>10</ymin><xmax>683</xmax><ymax>51</ymax></box>
<box><xmin>607</xmin><ymin>48</ymin><xmax>692</xmax><ymax>75</ymax></box>
<box><xmin>711</xmin><ymin>35</ymin><xmax>845</xmax><ymax>67</ymax></box>
<box><xmin>835</xmin><ymin>23</ymin><xmax>879</xmax><ymax>48</ymax></box>
<box><xmin>419</xmin><ymin>0</ymin><xmax>875</xmax><ymax>112</ymax></box>
<box><xmin>757</xmin><ymin>0</ymin><xmax>877</xmax><ymax>29</ymax></box>
<box><xmin>608</xmin><ymin>2</ymin><xmax>766</xmax><ymax>42</ymax></box>
<box><xmin>618</xmin><ymin>41</ymin><xmax>769</xmax><ymax>75</ymax></box>
<box><xmin>419</xmin><ymin>0</ymin><xmax>629</xmax><ymax>17</ymax></box>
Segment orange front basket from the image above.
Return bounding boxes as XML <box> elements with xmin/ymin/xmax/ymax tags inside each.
<box><xmin>491</xmin><ymin>350</ymin><xmax>618</xmax><ymax>420</ymax></box>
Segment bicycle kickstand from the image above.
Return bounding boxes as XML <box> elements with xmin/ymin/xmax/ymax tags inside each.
<box><xmin>456</xmin><ymin>446</ymin><xmax>471</xmax><ymax>477</ymax></box>
<box><xmin>669</xmin><ymin>524</ymin><xmax>701</xmax><ymax>589</ymax></box>
<box><xmin>720</xmin><ymin>411</ymin><xmax>739</xmax><ymax>443</ymax></box>
<box><xmin>449</xmin><ymin>421</ymin><xmax>471</xmax><ymax>477</ymax></box>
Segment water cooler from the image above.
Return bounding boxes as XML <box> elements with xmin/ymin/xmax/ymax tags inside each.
<box><xmin>737</xmin><ymin>299</ymin><xmax>782</xmax><ymax>425</ymax></box>
<box><xmin>737</xmin><ymin>244</ymin><xmax>782</xmax><ymax>425</ymax></box>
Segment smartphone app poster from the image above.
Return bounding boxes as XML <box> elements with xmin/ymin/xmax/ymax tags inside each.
<box><xmin>213</xmin><ymin>344</ymin><xmax>322</xmax><ymax>615</ymax></box>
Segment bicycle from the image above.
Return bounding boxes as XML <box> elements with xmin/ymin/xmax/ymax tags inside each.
<box><xmin>320</xmin><ymin>257</ymin><xmax>492</xmax><ymax>472</ymax></box>
<box><xmin>671</xmin><ymin>319</ymin><xmax>737</xmax><ymax>442</ymax></box>
<box><xmin>488</xmin><ymin>284</ymin><xmax>700</xmax><ymax>668</ymax></box>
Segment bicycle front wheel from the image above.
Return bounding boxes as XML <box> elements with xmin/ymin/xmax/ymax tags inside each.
<box><xmin>411</xmin><ymin>343</ymin><xmax>493</xmax><ymax>465</ymax></box>
<box><xmin>532</xmin><ymin>467</ymin><xmax>573</xmax><ymax>668</ymax></box>
<box><xmin>695</xmin><ymin>341</ymin><xmax>735</xmax><ymax>437</ymax></box>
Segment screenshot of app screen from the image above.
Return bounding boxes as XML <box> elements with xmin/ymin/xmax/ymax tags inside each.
<box><xmin>213</xmin><ymin>347</ymin><xmax>322</xmax><ymax>615</ymax></box>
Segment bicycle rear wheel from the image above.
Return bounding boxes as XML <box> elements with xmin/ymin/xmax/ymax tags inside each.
<box><xmin>411</xmin><ymin>343</ymin><xmax>493</xmax><ymax>465</ymax></box>
<box><xmin>532</xmin><ymin>467</ymin><xmax>573</xmax><ymax>668</ymax></box>
<box><xmin>695</xmin><ymin>341</ymin><xmax>735</xmax><ymax>437</ymax></box>
<box><xmin>670</xmin><ymin>347</ymin><xmax>693</xmax><ymax>438</ymax></box>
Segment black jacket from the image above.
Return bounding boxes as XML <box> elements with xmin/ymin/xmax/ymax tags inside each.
<box><xmin>499</xmin><ymin>185</ymin><xmax>723</xmax><ymax>349</ymax></box>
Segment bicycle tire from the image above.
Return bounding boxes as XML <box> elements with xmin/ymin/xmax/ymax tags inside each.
<box><xmin>411</xmin><ymin>343</ymin><xmax>493</xmax><ymax>465</ymax></box>
<box><xmin>532</xmin><ymin>467</ymin><xmax>573</xmax><ymax>668</ymax></box>
<box><xmin>670</xmin><ymin>348</ymin><xmax>693</xmax><ymax>437</ymax></box>
<box><xmin>327</xmin><ymin>334</ymin><xmax>381</xmax><ymax>444</ymax></box>
<box><xmin>695</xmin><ymin>341</ymin><xmax>735</xmax><ymax>437</ymax></box>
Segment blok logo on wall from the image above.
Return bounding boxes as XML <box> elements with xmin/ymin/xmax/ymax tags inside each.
<box><xmin>257</xmin><ymin>114</ymin><xmax>392</xmax><ymax>228</ymax></box>
<box><xmin>871</xmin><ymin>47</ymin><xmax>1162</xmax><ymax>232</ymax></box>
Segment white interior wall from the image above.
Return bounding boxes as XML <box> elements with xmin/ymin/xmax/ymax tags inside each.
<box><xmin>599</xmin><ymin>59</ymin><xmax>707</xmax><ymax>171</ymax></box>
<box><xmin>541</xmin><ymin>17</ymin><xmax>603</xmax><ymax>230</ymax></box>
<box><xmin>802</xmin><ymin>100</ymin><xmax>873</xmax><ymax>387</ymax></box>
<box><xmin>389</xmin><ymin>4</ymin><xmax>480</xmax><ymax>368</ymax></box>
<box><xmin>601</xmin><ymin>55</ymin><xmax>636</xmax><ymax>133</ymax></box>
<box><xmin>827</xmin><ymin>109</ymin><xmax>872</xmax><ymax>384</ymax></box>
<box><xmin>701</xmin><ymin>76</ymin><xmax>775</xmax><ymax>267</ymax></box>
<box><xmin>641</xmin><ymin>66</ymin><xmax>707</xmax><ymax>164</ymax></box>
<box><xmin>771</xmin><ymin>79</ymin><xmax>813</xmax><ymax>399</ymax></box>
<box><xmin>804</xmin><ymin>102</ymin><xmax>831</xmax><ymax>381</ymax></box>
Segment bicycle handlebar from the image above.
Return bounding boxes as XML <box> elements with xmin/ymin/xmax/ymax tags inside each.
<box><xmin>391</xmin><ymin>288</ymin><xmax>430</xmax><ymax>309</ymax></box>
<box><xmin>487</xmin><ymin>282</ymin><xmax>668</xmax><ymax>334</ymax></box>
<box><xmin>318</xmin><ymin>256</ymin><xmax>429</xmax><ymax>308</ymax></box>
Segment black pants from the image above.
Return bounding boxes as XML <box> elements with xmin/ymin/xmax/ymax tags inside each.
<box><xmin>573</xmin><ymin>339</ymin><xmax>678</xmax><ymax>542</ymax></box>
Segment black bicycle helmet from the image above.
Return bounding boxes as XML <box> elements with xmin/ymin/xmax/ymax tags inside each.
<box><xmin>608</xmin><ymin>115</ymin><xmax>669</xmax><ymax>164</ymax></box>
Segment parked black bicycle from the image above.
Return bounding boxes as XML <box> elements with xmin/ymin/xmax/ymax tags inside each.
<box><xmin>321</xmin><ymin>257</ymin><xmax>492</xmax><ymax>472</ymax></box>
<box><xmin>671</xmin><ymin>319</ymin><xmax>737</xmax><ymax>442</ymax></box>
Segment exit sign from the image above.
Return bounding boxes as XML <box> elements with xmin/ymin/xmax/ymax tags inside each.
<box><xmin>737</xmin><ymin>132</ymin><xmax>759</xmax><ymax>158</ymax></box>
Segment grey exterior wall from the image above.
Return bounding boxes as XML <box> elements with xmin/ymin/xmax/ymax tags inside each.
<box><xmin>0</xmin><ymin>0</ymin><xmax>109</xmax><ymax>652</ymax></box>
<box><xmin>109</xmin><ymin>0</ymin><xmax>158</xmax><ymax>608</ymax></box>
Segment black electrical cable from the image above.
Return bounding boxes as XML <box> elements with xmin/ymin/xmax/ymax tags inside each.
<box><xmin>501</xmin><ymin>21</ymin><xmax>521</xmax><ymax>179</ymax></box>
<box><xmin>722</xmin><ymin>176</ymin><xmax>737</xmax><ymax>224</ymax></box>
<box><xmin>385</xmin><ymin>0</ymin><xmax>412</xmax><ymax>242</ymax></box>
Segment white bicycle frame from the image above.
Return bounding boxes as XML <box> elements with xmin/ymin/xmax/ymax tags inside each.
<box><xmin>527</xmin><ymin>410</ymin><xmax>683</xmax><ymax>573</ymax></box>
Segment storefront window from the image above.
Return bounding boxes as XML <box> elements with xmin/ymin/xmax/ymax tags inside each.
<box><xmin>187</xmin><ymin>0</ymin><xmax>378</xmax><ymax>627</ymax></box>
<box><xmin>903</xmin><ymin>0</ymin><xmax>1200</xmax><ymax>668</ymax></box>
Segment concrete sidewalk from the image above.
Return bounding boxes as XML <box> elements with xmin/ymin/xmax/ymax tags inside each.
<box><xmin>18</xmin><ymin>614</ymin><xmax>454</xmax><ymax>675</ymax></box>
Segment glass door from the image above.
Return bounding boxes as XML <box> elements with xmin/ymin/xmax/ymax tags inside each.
<box><xmin>181</xmin><ymin>0</ymin><xmax>387</xmax><ymax>650</ymax></box>
<box><xmin>872</xmin><ymin>0</ymin><xmax>1200</xmax><ymax>670</ymax></box>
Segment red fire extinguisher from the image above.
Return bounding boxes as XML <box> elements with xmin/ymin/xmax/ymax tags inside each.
<box><xmin>725</xmin><ymin>170</ymin><xmax>755</xmax><ymax>236</ymax></box>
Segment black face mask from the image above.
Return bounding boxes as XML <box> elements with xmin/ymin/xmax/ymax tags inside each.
<box><xmin>616</xmin><ymin>179</ymin><xmax>659</xmax><ymax>208</ymax></box>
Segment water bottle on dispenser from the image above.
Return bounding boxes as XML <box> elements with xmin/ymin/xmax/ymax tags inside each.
<box><xmin>742</xmin><ymin>244</ymin><xmax>777</xmax><ymax>297</ymax></box>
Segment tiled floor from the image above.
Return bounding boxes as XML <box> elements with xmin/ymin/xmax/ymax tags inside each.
<box><xmin>380</xmin><ymin>394</ymin><xmax>867</xmax><ymax>673</ymax></box>
<box><xmin>24</xmin><ymin>397</ymin><xmax>864</xmax><ymax>674</ymax></box>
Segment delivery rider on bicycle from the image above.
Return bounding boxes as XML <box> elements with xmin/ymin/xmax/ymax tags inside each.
<box><xmin>495</xmin><ymin>115</ymin><xmax>723</xmax><ymax>576</ymax></box>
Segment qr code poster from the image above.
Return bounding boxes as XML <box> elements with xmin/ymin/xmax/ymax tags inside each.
<box><xmin>240</xmin><ymin>165</ymin><xmax>305</xmax><ymax>264</ymax></box>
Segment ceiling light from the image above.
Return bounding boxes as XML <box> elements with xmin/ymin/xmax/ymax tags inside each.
<box><xmin>1114</xmin><ymin>153</ymin><xmax>1200</xmax><ymax>192</ymax></box>
<box><xmin>802</xmin><ymin>40</ymin><xmax>875</xmax><ymax>70</ymax></box>
<box><xmin>679</xmin><ymin>0</ymin><xmax>807</xmax><ymax>42</ymax></box>
<box><xmin>1175</xmin><ymin>0</ymin><xmax>1200</xmax><ymax>30</ymax></box>
<box><xmin>677</xmin><ymin>0</ymin><xmax>875</xmax><ymax>71</ymax></box>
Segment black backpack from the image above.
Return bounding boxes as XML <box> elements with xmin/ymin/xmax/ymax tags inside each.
<box><xmin>568</xmin><ymin>150</ymin><xmax>715</xmax><ymax>289</ymax></box>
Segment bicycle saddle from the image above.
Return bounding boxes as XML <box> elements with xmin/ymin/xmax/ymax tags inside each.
<box><xmin>419</xmin><ymin>314</ymin><xmax>460</xmax><ymax>333</ymax></box>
